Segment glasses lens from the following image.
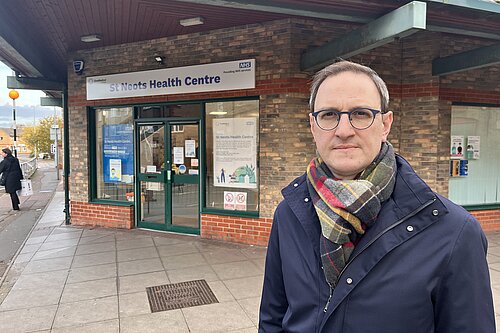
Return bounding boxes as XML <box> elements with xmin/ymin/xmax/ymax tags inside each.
<box><xmin>350</xmin><ymin>108</ymin><xmax>375</xmax><ymax>129</ymax></box>
<box><xmin>316</xmin><ymin>110</ymin><xmax>339</xmax><ymax>130</ymax></box>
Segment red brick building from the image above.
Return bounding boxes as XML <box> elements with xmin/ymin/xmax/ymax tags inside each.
<box><xmin>1</xmin><ymin>1</ymin><xmax>499</xmax><ymax>245</ymax></box>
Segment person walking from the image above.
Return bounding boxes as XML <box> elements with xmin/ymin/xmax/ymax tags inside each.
<box><xmin>259</xmin><ymin>60</ymin><xmax>494</xmax><ymax>332</ymax></box>
<box><xmin>0</xmin><ymin>148</ymin><xmax>23</xmax><ymax>210</ymax></box>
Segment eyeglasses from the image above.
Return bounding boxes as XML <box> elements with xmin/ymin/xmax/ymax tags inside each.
<box><xmin>310</xmin><ymin>108</ymin><xmax>383</xmax><ymax>130</ymax></box>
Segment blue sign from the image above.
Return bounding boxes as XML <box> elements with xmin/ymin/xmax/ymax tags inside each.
<box><xmin>103</xmin><ymin>124</ymin><xmax>133</xmax><ymax>183</ymax></box>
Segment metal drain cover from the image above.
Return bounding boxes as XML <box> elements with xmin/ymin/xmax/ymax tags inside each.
<box><xmin>146</xmin><ymin>279</ymin><xmax>218</xmax><ymax>312</ymax></box>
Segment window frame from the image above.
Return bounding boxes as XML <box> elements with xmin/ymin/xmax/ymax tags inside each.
<box><xmin>449</xmin><ymin>102</ymin><xmax>500</xmax><ymax>212</ymax></box>
<box><xmin>88</xmin><ymin>97</ymin><xmax>260</xmax><ymax>218</ymax></box>
<box><xmin>88</xmin><ymin>106</ymin><xmax>135</xmax><ymax>206</ymax></box>
<box><xmin>201</xmin><ymin>97</ymin><xmax>260</xmax><ymax>218</ymax></box>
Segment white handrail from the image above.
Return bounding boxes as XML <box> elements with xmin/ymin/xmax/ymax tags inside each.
<box><xmin>20</xmin><ymin>157</ymin><xmax>37</xmax><ymax>179</ymax></box>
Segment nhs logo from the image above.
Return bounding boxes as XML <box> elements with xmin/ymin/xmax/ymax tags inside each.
<box><xmin>239</xmin><ymin>61</ymin><xmax>252</xmax><ymax>69</ymax></box>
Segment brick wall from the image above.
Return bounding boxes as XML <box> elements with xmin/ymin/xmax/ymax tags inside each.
<box><xmin>201</xmin><ymin>214</ymin><xmax>273</xmax><ymax>246</ymax></box>
<box><xmin>470</xmin><ymin>210</ymin><xmax>500</xmax><ymax>232</ymax></box>
<box><xmin>71</xmin><ymin>201</ymin><xmax>134</xmax><ymax>229</ymax></box>
<box><xmin>66</xmin><ymin>18</ymin><xmax>500</xmax><ymax>243</ymax></box>
<box><xmin>67</xmin><ymin>19</ymin><xmax>320</xmax><ymax>240</ymax></box>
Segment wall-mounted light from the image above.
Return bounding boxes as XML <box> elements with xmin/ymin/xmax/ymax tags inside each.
<box><xmin>154</xmin><ymin>56</ymin><xmax>164</xmax><ymax>64</ymax></box>
<box><xmin>179</xmin><ymin>17</ymin><xmax>204</xmax><ymax>27</ymax></box>
<box><xmin>80</xmin><ymin>34</ymin><xmax>101</xmax><ymax>43</ymax></box>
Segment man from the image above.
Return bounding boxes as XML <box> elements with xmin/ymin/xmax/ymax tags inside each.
<box><xmin>259</xmin><ymin>60</ymin><xmax>494</xmax><ymax>332</ymax></box>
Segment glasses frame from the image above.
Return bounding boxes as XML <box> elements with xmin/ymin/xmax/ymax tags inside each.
<box><xmin>310</xmin><ymin>107</ymin><xmax>384</xmax><ymax>131</ymax></box>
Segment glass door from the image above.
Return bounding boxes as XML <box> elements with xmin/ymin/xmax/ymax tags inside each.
<box><xmin>136</xmin><ymin>121</ymin><xmax>200</xmax><ymax>234</ymax></box>
<box><xmin>169</xmin><ymin>122</ymin><xmax>200</xmax><ymax>231</ymax></box>
<box><xmin>136</xmin><ymin>123</ymin><xmax>166</xmax><ymax>228</ymax></box>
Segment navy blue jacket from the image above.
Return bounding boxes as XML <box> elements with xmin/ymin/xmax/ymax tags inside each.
<box><xmin>259</xmin><ymin>156</ymin><xmax>494</xmax><ymax>333</ymax></box>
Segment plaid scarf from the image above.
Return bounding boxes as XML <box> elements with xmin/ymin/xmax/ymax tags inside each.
<box><xmin>306</xmin><ymin>142</ymin><xmax>396</xmax><ymax>288</ymax></box>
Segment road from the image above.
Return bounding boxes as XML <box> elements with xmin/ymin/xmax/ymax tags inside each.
<box><xmin>0</xmin><ymin>160</ymin><xmax>60</xmax><ymax>277</ymax></box>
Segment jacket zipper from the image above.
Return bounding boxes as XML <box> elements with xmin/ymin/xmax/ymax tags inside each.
<box><xmin>322</xmin><ymin>197</ymin><xmax>436</xmax><ymax>312</ymax></box>
<box><xmin>324</xmin><ymin>286</ymin><xmax>333</xmax><ymax>312</ymax></box>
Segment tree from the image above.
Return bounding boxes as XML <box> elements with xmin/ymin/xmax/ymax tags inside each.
<box><xmin>22</xmin><ymin>116</ymin><xmax>63</xmax><ymax>157</ymax></box>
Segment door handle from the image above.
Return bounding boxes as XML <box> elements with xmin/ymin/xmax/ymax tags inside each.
<box><xmin>167</xmin><ymin>170</ymin><xmax>171</xmax><ymax>181</ymax></box>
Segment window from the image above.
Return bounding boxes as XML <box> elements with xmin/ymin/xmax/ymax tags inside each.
<box><xmin>449</xmin><ymin>105</ymin><xmax>500</xmax><ymax>206</ymax></box>
<box><xmin>93</xmin><ymin>107</ymin><xmax>134</xmax><ymax>201</ymax></box>
<box><xmin>205</xmin><ymin>100</ymin><xmax>259</xmax><ymax>212</ymax></box>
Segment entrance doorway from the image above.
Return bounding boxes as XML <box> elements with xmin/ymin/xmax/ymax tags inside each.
<box><xmin>136</xmin><ymin>120</ymin><xmax>200</xmax><ymax>234</ymax></box>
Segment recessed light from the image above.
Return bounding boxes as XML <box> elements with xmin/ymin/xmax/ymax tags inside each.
<box><xmin>80</xmin><ymin>34</ymin><xmax>101</xmax><ymax>43</ymax></box>
<box><xmin>179</xmin><ymin>17</ymin><xmax>204</xmax><ymax>27</ymax></box>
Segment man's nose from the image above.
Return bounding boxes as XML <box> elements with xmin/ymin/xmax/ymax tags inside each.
<box><xmin>335</xmin><ymin>113</ymin><xmax>355</xmax><ymax>137</ymax></box>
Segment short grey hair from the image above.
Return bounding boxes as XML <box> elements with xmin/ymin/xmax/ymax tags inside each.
<box><xmin>309</xmin><ymin>60</ymin><xmax>390</xmax><ymax>113</ymax></box>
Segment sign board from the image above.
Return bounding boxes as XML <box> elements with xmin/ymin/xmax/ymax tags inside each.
<box><xmin>51</xmin><ymin>144</ymin><xmax>56</xmax><ymax>154</ymax></box>
<box><xmin>50</xmin><ymin>128</ymin><xmax>61</xmax><ymax>140</ymax></box>
<box><xmin>87</xmin><ymin>59</ymin><xmax>256</xmax><ymax>100</ymax></box>
<box><xmin>223</xmin><ymin>191</ymin><xmax>247</xmax><ymax>211</ymax></box>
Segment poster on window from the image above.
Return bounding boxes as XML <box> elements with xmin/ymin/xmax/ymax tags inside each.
<box><xmin>185</xmin><ymin>140</ymin><xmax>196</xmax><ymax>157</ymax></box>
<box><xmin>450</xmin><ymin>136</ymin><xmax>464</xmax><ymax>159</ymax></box>
<box><xmin>467</xmin><ymin>136</ymin><xmax>480</xmax><ymax>159</ymax></box>
<box><xmin>103</xmin><ymin>124</ymin><xmax>134</xmax><ymax>183</ymax></box>
<box><xmin>213</xmin><ymin>118</ymin><xmax>257</xmax><ymax>189</ymax></box>
<box><xmin>109</xmin><ymin>159</ymin><xmax>122</xmax><ymax>182</ymax></box>
<box><xmin>173</xmin><ymin>147</ymin><xmax>184</xmax><ymax>164</ymax></box>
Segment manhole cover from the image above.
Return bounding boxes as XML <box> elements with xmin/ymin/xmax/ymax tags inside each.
<box><xmin>146</xmin><ymin>279</ymin><xmax>218</xmax><ymax>312</ymax></box>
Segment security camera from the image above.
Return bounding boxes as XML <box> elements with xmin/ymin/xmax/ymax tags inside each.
<box><xmin>73</xmin><ymin>60</ymin><xmax>84</xmax><ymax>75</ymax></box>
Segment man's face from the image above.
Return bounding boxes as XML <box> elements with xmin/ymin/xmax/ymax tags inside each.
<box><xmin>310</xmin><ymin>71</ymin><xmax>393</xmax><ymax>179</ymax></box>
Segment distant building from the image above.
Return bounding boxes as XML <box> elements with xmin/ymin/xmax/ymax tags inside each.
<box><xmin>0</xmin><ymin>127</ymin><xmax>32</xmax><ymax>156</ymax></box>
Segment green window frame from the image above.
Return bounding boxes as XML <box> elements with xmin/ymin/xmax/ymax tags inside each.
<box><xmin>89</xmin><ymin>106</ymin><xmax>135</xmax><ymax>205</ymax></box>
<box><xmin>202</xmin><ymin>98</ymin><xmax>260</xmax><ymax>217</ymax></box>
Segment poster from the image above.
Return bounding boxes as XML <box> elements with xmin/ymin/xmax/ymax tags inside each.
<box><xmin>185</xmin><ymin>140</ymin><xmax>196</xmax><ymax>157</ymax></box>
<box><xmin>109</xmin><ymin>159</ymin><xmax>122</xmax><ymax>181</ymax></box>
<box><xmin>213</xmin><ymin>118</ymin><xmax>257</xmax><ymax>189</ymax></box>
<box><xmin>450</xmin><ymin>135</ymin><xmax>464</xmax><ymax>159</ymax></box>
<box><xmin>450</xmin><ymin>160</ymin><xmax>468</xmax><ymax>177</ymax></box>
<box><xmin>467</xmin><ymin>136</ymin><xmax>480</xmax><ymax>159</ymax></box>
<box><xmin>173</xmin><ymin>147</ymin><xmax>184</xmax><ymax>164</ymax></box>
<box><xmin>103</xmin><ymin>124</ymin><xmax>134</xmax><ymax>183</ymax></box>
<box><xmin>223</xmin><ymin>191</ymin><xmax>247</xmax><ymax>211</ymax></box>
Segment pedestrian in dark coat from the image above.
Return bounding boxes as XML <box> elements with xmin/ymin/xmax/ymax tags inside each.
<box><xmin>259</xmin><ymin>61</ymin><xmax>495</xmax><ymax>332</ymax></box>
<box><xmin>0</xmin><ymin>148</ymin><xmax>23</xmax><ymax>210</ymax></box>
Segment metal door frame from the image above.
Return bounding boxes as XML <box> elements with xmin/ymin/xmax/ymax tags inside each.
<box><xmin>135</xmin><ymin>119</ymin><xmax>200</xmax><ymax>234</ymax></box>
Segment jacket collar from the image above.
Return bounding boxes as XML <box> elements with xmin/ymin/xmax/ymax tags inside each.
<box><xmin>281</xmin><ymin>154</ymin><xmax>448</xmax><ymax>261</ymax></box>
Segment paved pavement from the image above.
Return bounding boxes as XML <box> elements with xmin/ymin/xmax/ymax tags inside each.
<box><xmin>0</xmin><ymin>175</ymin><xmax>499</xmax><ymax>332</ymax></box>
<box><xmin>0</xmin><ymin>160</ymin><xmax>59</xmax><ymax>278</ymax></box>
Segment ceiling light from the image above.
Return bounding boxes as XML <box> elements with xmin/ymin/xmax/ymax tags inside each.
<box><xmin>179</xmin><ymin>17</ymin><xmax>204</xmax><ymax>27</ymax></box>
<box><xmin>80</xmin><ymin>34</ymin><xmax>102</xmax><ymax>43</ymax></box>
<box><xmin>209</xmin><ymin>111</ymin><xmax>228</xmax><ymax>115</ymax></box>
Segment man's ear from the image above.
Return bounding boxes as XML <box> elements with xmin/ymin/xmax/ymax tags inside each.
<box><xmin>309</xmin><ymin>113</ymin><xmax>317</xmax><ymax>142</ymax></box>
<box><xmin>381</xmin><ymin>111</ymin><xmax>393</xmax><ymax>142</ymax></box>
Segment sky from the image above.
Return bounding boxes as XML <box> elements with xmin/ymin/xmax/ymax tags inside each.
<box><xmin>0</xmin><ymin>61</ymin><xmax>57</xmax><ymax>128</ymax></box>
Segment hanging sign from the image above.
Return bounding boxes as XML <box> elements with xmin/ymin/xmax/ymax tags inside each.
<box><xmin>87</xmin><ymin>59</ymin><xmax>255</xmax><ymax>100</ymax></box>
